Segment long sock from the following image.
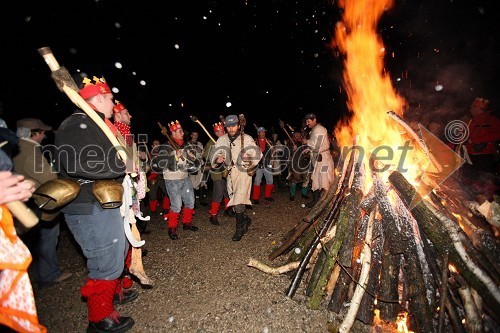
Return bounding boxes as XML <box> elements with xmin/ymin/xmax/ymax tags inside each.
<box><xmin>301</xmin><ymin>186</ymin><xmax>308</xmax><ymax>196</ymax></box>
<box><xmin>290</xmin><ymin>183</ymin><xmax>297</xmax><ymax>196</ymax></box>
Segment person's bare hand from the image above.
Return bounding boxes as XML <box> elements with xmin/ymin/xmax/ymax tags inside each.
<box><xmin>0</xmin><ymin>171</ymin><xmax>36</xmax><ymax>205</ymax></box>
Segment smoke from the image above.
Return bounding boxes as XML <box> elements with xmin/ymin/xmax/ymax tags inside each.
<box><xmin>385</xmin><ymin>1</ymin><xmax>499</xmax><ymax>127</ymax></box>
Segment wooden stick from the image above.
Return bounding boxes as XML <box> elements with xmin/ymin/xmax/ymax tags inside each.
<box><xmin>458</xmin><ymin>286</ymin><xmax>482</xmax><ymax>333</ymax></box>
<box><xmin>157</xmin><ymin>122</ymin><xmax>185</xmax><ymax>161</ymax></box>
<box><xmin>437</xmin><ymin>252</ymin><xmax>449</xmax><ymax>333</ymax></box>
<box><xmin>247</xmin><ymin>258</ymin><xmax>309</xmax><ymax>276</ymax></box>
<box><xmin>278</xmin><ymin>119</ymin><xmax>294</xmax><ymax>143</ymax></box>
<box><xmin>5</xmin><ymin>201</ymin><xmax>39</xmax><ymax>229</ymax></box>
<box><xmin>338</xmin><ymin>208</ymin><xmax>375</xmax><ymax>333</ymax></box>
<box><xmin>190</xmin><ymin>115</ymin><xmax>216</xmax><ymax>143</ymax></box>
<box><xmin>38</xmin><ymin>47</ymin><xmax>129</xmax><ymax>164</ymax></box>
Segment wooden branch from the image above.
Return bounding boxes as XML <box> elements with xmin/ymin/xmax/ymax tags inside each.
<box><xmin>38</xmin><ymin>47</ymin><xmax>129</xmax><ymax>164</ymax></box>
<box><xmin>190</xmin><ymin>115</ymin><xmax>216</xmax><ymax>143</ymax></box>
<box><xmin>437</xmin><ymin>253</ymin><xmax>449</xmax><ymax>333</ymax></box>
<box><xmin>357</xmin><ymin>217</ymin><xmax>383</xmax><ymax>325</ymax></box>
<box><xmin>308</xmin><ymin>189</ymin><xmax>362</xmax><ymax>309</ymax></box>
<box><xmin>286</xmin><ymin>189</ymin><xmax>347</xmax><ymax>299</ymax></box>
<box><xmin>389</xmin><ymin>171</ymin><xmax>500</xmax><ymax>314</ymax></box>
<box><xmin>338</xmin><ymin>209</ymin><xmax>375</xmax><ymax>333</ymax></box>
<box><xmin>247</xmin><ymin>258</ymin><xmax>308</xmax><ymax>276</ymax></box>
<box><xmin>458</xmin><ymin>287</ymin><xmax>482</xmax><ymax>333</ymax></box>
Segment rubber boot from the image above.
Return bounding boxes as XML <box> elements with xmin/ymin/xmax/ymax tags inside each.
<box><xmin>232</xmin><ymin>213</ymin><xmax>246</xmax><ymax>241</ymax></box>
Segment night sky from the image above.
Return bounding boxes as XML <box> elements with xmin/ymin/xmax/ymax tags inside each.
<box><xmin>1</xmin><ymin>0</ymin><xmax>498</xmax><ymax>144</ymax></box>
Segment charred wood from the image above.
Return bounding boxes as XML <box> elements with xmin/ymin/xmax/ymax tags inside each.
<box><xmin>378</xmin><ymin>241</ymin><xmax>401</xmax><ymax>322</ymax></box>
<box><xmin>389</xmin><ymin>171</ymin><xmax>500</xmax><ymax>320</ymax></box>
<box><xmin>419</xmin><ymin>230</ymin><xmax>466</xmax><ymax>333</ymax></box>
<box><xmin>374</xmin><ymin>179</ymin><xmax>404</xmax><ymax>255</ymax></box>
<box><xmin>374</xmin><ymin>175</ymin><xmax>434</xmax><ymax>332</ymax></box>
<box><xmin>285</xmin><ymin>182</ymin><xmax>348</xmax><ymax>299</ymax></box>
<box><xmin>328</xmin><ymin>267</ymin><xmax>352</xmax><ymax>313</ymax></box>
<box><xmin>302</xmin><ymin>152</ymin><xmax>347</xmax><ymax>223</ymax></box>
<box><xmin>458</xmin><ymin>286</ymin><xmax>482</xmax><ymax>333</ymax></box>
<box><xmin>308</xmin><ymin>188</ymin><xmax>362</xmax><ymax>309</ymax></box>
<box><xmin>398</xmin><ymin>209</ymin><xmax>436</xmax><ymax>333</ymax></box>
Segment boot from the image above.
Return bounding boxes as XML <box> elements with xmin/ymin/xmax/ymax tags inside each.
<box><xmin>86</xmin><ymin>313</ymin><xmax>134</xmax><ymax>333</ymax></box>
<box><xmin>242</xmin><ymin>213</ymin><xmax>252</xmax><ymax>234</ymax></box>
<box><xmin>168</xmin><ymin>228</ymin><xmax>178</xmax><ymax>240</ymax></box>
<box><xmin>167</xmin><ymin>211</ymin><xmax>180</xmax><ymax>240</ymax></box>
<box><xmin>114</xmin><ymin>280</ymin><xmax>138</xmax><ymax>305</ymax></box>
<box><xmin>251</xmin><ymin>184</ymin><xmax>260</xmax><ymax>204</ymax></box>
<box><xmin>148</xmin><ymin>199</ymin><xmax>158</xmax><ymax>213</ymax></box>
<box><xmin>224</xmin><ymin>208</ymin><xmax>235</xmax><ymax>217</ymax></box>
<box><xmin>232</xmin><ymin>213</ymin><xmax>246</xmax><ymax>241</ymax></box>
<box><xmin>209</xmin><ymin>214</ymin><xmax>219</xmax><ymax>225</ymax></box>
<box><xmin>264</xmin><ymin>184</ymin><xmax>274</xmax><ymax>202</ymax></box>
<box><xmin>305</xmin><ymin>190</ymin><xmax>320</xmax><ymax>208</ymax></box>
<box><xmin>181</xmin><ymin>207</ymin><xmax>198</xmax><ymax>231</ymax></box>
<box><xmin>82</xmin><ymin>279</ymin><xmax>135</xmax><ymax>333</ymax></box>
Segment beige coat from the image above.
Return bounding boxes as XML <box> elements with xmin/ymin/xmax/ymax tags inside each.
<box><xmin>210</xmin><ymin>133</ymin><xmax>261</xmax><ymax>206</ymax></box>
<box><xmin>12</xmin><ymin>138</ymin><xmax>57</xmax><ymax>188</ymax></box>
<box><xmin>13</xmin><ymin>138</ymin><xmax>59</xmax><ymax>220</ymax></box>
<box><xmin>307</xmin><ymin>123</ymin><xmax>335</xmax><ymax>192</ymax></box>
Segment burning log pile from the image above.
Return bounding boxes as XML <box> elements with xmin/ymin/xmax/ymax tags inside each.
<box><xmin>248</xmin><ymin>147</ymin><xmax>500</xmax><ymax>332</ymax></box>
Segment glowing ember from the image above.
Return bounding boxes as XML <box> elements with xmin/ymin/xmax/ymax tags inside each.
<box><xmin>333</xmin><ymin>0</ymin><xmax>427</xmax><ymax>190</ymax></box>
<box><xmin>449</xmin><ymin>263</ymin><xmax>458</xmax><ymax>273</ymax></box>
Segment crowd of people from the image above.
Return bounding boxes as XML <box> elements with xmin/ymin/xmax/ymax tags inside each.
<box><xmin>0</xmin><ymin>73</ymin><xmax>339</xmax><ymax>332</ymax></box>
<box><xmin>1</xmin><ymin>77</ymin><xmax>499</xmax><ymax>332</ymax></box>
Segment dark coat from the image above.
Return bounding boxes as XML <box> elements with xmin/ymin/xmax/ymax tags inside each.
<box><xmin>54</xmin><ymin>110</ymin><xmax>126</xmax><ymax>213</ymax></box>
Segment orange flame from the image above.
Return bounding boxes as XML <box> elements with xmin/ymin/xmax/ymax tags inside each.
<box><xmin>333</xmin><ymin>0</ymin><xmax>427</xmax><ymax>189</ymax></box>
<box><xmin>397</xmin><ymin>311</ymin><xmax>413</xmax><ymax>333</ymax></box>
